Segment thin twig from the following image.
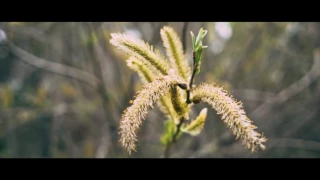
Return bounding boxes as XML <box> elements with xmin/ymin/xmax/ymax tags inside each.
<box><xmin>172</xmin><ymin>118</ymin><xmax>185</xmax><ymax>143</ymax></box>
<box><xmin>8</xmin><ymin>42</ymin><xmax>100</xmax><ymax>88</ymax></box>
<box><xmin>186</xmin><ymin>52</ymin><xmax>197</xmax><ymax>104</ymax></box>
<box><xmin>265</xmin><ymin>138</ymin><xmax>320</xmax><ymax>152</ymax></box>
<box><xmin>86</xmin><ymin>23</ymin><xmax>112</xmax><ymax>158</ymax></box>
<box><xmin>250</xmin><ymin>48</ymin><xmax>320</xmax><ymax>120</ymax></box>
<box><xmin>182</xmin><ymin>22</ymin><xmax>189</xmax><ymax>53</ymax></box>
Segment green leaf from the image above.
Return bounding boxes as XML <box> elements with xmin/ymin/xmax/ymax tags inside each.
<box><xmin>161</xmin><ymin>119</ymin><xmax>184</xmax><ymax>145</ymax></box>
<box><xmin>195</xmin><ymin>46</ymin><xmax>207</xmax><ymax>74</ymax></box>
<box><xmin>161</xmin><ymin>119</ymin><xmax>175</xmax><ymax>145</ymax></box>
<box><xmin>195</xmin><ymin>45</ymin><xmax>203</xmax><ymax>64</ymax></box>
<box><xmin>194</xmin><ymin>28</ymin><xmax>208</xmax><ymax>50</ymax></box>
<box><xmin>190</xmin><ymin>28</ymin><xmax>208</xmax><ymax>74</ymax></box>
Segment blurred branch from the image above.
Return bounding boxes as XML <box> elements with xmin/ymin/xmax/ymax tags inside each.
<box><xmin>6</xmin><ymin>25</ymin><xmax>46</xmax><ymax>43</ymax></box>
<box><xmin>87</xmin><ymin>24</ymin><xmax>112</xmax><ymax>158</ymax></box>
<box><xmin>231</xmin><ymin>89</ymin><xmax>276</xmax><ymax>102</ymax></box>
<box><xmin>250</xmin><ymin>48</ymin><xmax>320</xmax><ymax>120</ymax></box>
<box><xmin>213</xmin><ymin>136</ymin><xmax>320</xmax><ymax>158</ymax></box>
<box><xmin>214</xmin><ymin>26</ymin><xmax>320</xmax><ymax>158</ymax></box>
<box><xmin>150</xmin><ymin>22</ymin><xmax>168</xmax><ymax>44</ymax></box>
<box><xmin>187</xmin><ymin>140</ymin><xmax>218</xmax><ymax>158</ymax></box>
<box><xmin>266</xmin><ymin>138</ymin><xmax>320</xmax><ymax>152</ymax></box>
<box><xmin>8</xmin><ymin>42</ymin><xmax>100</xmax><ymax>88</ymax></box>
<box><xmin>283</xmin><ymin>106</ymin><xmax>319</xmax><ymax>137</ymax></box>
<box><xmin>229</xmin><ymin>29</ymin><xmax>262</xmax><ymax>81</ymax></box>
<box><xmin>182</xmin><ymin>22</ymin><xmax>189</xmax><ymax>53</ymax></box>
<box><xmin>95</xmin><ymin>132</ymin><xmax>110</xmax><ymax>158</ymax></box>
<box><xmin>0</xmin><ymin>108</ymin><xmax>51</xmax><ymax>138</ymax></box>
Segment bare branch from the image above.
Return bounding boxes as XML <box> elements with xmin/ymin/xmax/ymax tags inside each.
<box><xmin>250</xmin><ymin>48</ymin><xmax>320</xmax><ymax>120</ymax></box>
<box><xmin>8</xmin><ymin>42</ymin><xmax>100</xmax><ymax>88</ymax></box>
<box><xmin>95</xmin><ymin>132</ymin><xmax>110</xmax><ymax>158</ymax></box>
<box><xmin>267</xmin><ymin>138</ymin><xmax>320</xmax><ymax>152</ymax></box>
<box><xmin>195</xmin><ymin>137</ymin><xmax>320</xmax><ymax>158</ymax></box>
<box><xmin>182</xmin><ymin>22</ymin><xmax>189</xmax><ymax>53</ymax></box>
<box><xmin>231</xmin><ymin>89</ymin><xmax>276</xmax><ymax>102</ymax></box>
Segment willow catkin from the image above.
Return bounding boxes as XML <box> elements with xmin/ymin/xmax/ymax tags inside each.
<box><xmin>110</xmin><ymin>33</ymin><xmax>169</xmax><ymax>75</ymax></box>
<box><xmin>127</xmin><ymin>57</ymin><xmax>178</xmax><ymax>121</ymax></box>
<box><xmin>192</xmin><ymin>83</ymin><xmax>267</xmax><ymax>152</ymax></box>
<box><xmin>182</xmin><ymin>108</ymin><xmax>208</xmax><ymax>136</ymax></box>
<box><xmin>160</xmin><ymin>26</ymin><xmax>190</xmax><ymax>80</ymax></box>
<box><xmin>119</xmin><ymin>75</ymin><xmax>187</xmax><ymax>154</ymax></box>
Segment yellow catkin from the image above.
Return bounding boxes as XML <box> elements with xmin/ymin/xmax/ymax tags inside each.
<box><xmin>127</xmin><ymin>57</ymin><xmax>178</xmax><ymax>121</ymax></box>
<box><xmin>110</xmin><ymin>33</ymin><xmax>169</xmax><ymax>75</ymax></box>
<box><xmin>127</xmin><ymin>57</ymin><xmax>155</xmax><ymax>83</ymax></box>
<box><xmin>160</xmin><ymin>26</ymin><xmax>190</xmax><ymax>80</ymax></box>
<box><xmin>192</xmin><ymin>83</ymin><xmax>267</xmax><ymax>152</ymax></box>
<box><xmin>119</xmin><ymin>75</ymin><xmax>186</xmax><ymax>154</ymax></box>
<box><xmin>182</xmin><ymin>108</ymin><xmax>207</xmax><ymax>136</ymax></box>
<box><xmin>170</xmin><ymin>86</ymin><xmax>189</xmax><ymax>124</ymax></box>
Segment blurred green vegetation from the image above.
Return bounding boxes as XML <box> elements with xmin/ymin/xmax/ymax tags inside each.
<box><xmin>0</xmin><ymin>22</ymin><xmax>319</xmax><ymax>158</ymax></box>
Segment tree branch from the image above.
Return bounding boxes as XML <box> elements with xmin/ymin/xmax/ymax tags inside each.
<box><xmin>182</xmin><ymin>22</ymin><xmax>189</xmax><ymax>53</ymax></box>
<box><xmin>86</xmin><ymin>23</ymin><xmax>113</xmax><ymax>158</ymax></box>
<box><xmin>250</xmin><ymin>48</ymin><xmax>320</xmax><ymax>120</ymax></box>
<box><xmin>186</xmin><ymin>52</ymin><xmax>197</xmax><ymax>104</ymax></box>
<box><xmin>231</xmin><ymin>89</ymin><xmax>276</xmax><ymax>102</ymax></box>
<box><xmin>265</xmin><ymin>138</ymin><xmax>320</xmax><ymax>152</ymax></box>
<box><xmin>8</xmin><ymin>42</ymin><xmax>100</xmax><ymax>88</ymax></box>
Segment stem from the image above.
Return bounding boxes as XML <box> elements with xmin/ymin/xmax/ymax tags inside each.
<box><xmin>182</xmin><ymin>22</ymin><xmax>189</xmax><ymax>53</ymax></box>
<box><xmin>186</xmin><ymin>52</ymin><xmax>197</xmax><ymax>104</ymax></box>
<box><xmin>163</xmin><ymin>117</ymin><xmax>185</xmax><ymax>158</ymax></box>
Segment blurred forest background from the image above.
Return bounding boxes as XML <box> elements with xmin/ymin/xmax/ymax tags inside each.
<box><xmin>0</xmin><ymin>22</ymin><xmax>319</xmax><ymax>158</ymax></box>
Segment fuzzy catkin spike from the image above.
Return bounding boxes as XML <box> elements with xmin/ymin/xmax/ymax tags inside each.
<box><xmin>127</xmin><ymin>57</ymin><xmax>155</xmax><ymax>83</ymax></box>
<box><xmin>157</xmin><ymin>94</ymin><xmax>179</xmax><ymax>122</ymax></box>
<box><xmin>119</xmin><ymin>75</ymin><xmax>187</xmax><ymax>154</ymax></box>
<box><xmin>160</xmin><ymin>26</ymin><xmax>191</xmax><ymax>80</ymax></box>
<box><xmin>110</xmin><ymin>33</ymin><xmax>169</xmax><ymax>75</ymax></box>
<box><xmin>168</xmin><ymin>68</ymin><xmax>190</xmax><ymax>124</ymax></box>
<box><xmin>182</xmin><ymin>108</ymin><xmax>207</xmax><ymax>136</ymax></box>
<box><xmin>170</xmin><ymin>86</ymin><xmax>189</xmax><ymax>124</ymax></box>
<box><xmin>127</xmin><ymin>57</ymin><xmax>178</xmax><ymax>121</ymax></box>
<box><xmin>192</xmin><ymin>83</ymin><xmax>267</xmax><ymax>152</ymax></box>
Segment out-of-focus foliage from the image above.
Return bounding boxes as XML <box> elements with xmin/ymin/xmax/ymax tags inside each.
<box><xmin>161</xmin><ymin>119</ymin><xmax>182</xmax><ymax>146</ymax></box>
<box><xmin>0</xmin><ymin>22</ymin><xmax>319</xmax><ymax>158</ymax></box>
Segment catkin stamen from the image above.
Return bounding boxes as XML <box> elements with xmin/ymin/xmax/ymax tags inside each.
<box><xmin>127</xmin><ymin>57</ymin><xmax>178</xmax><ymax>120</ymax></box>
<box><xmin>192</xmin><ymin>83</ymin><xmax>267</xmax><ymax>152</ymax></box>
<box><xmin>110</xmin><ymin>33</ymin><xmax>169</xmax><ymax>75</ymax></box>
<box><xmin>160</xmin><ymin>26</ymin><xmax>191</xmax><ymax>80</ymax></box>
<box><xmin>119</xmin><ymin>75</ymin><xmax>186</xmax><ymax>153</ymax></box>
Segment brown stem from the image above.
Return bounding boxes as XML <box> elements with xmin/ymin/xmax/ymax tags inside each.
<box><xmin>186</xmin><ymin>52</ymin><xmax>197</xmax><ymax>104</ymax></box>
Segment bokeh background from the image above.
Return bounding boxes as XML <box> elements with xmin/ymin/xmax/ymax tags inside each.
<box><xmin>0</xmin><ymin>22</ymin><xmax>319</xmax><ymax>158</ymax></box>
